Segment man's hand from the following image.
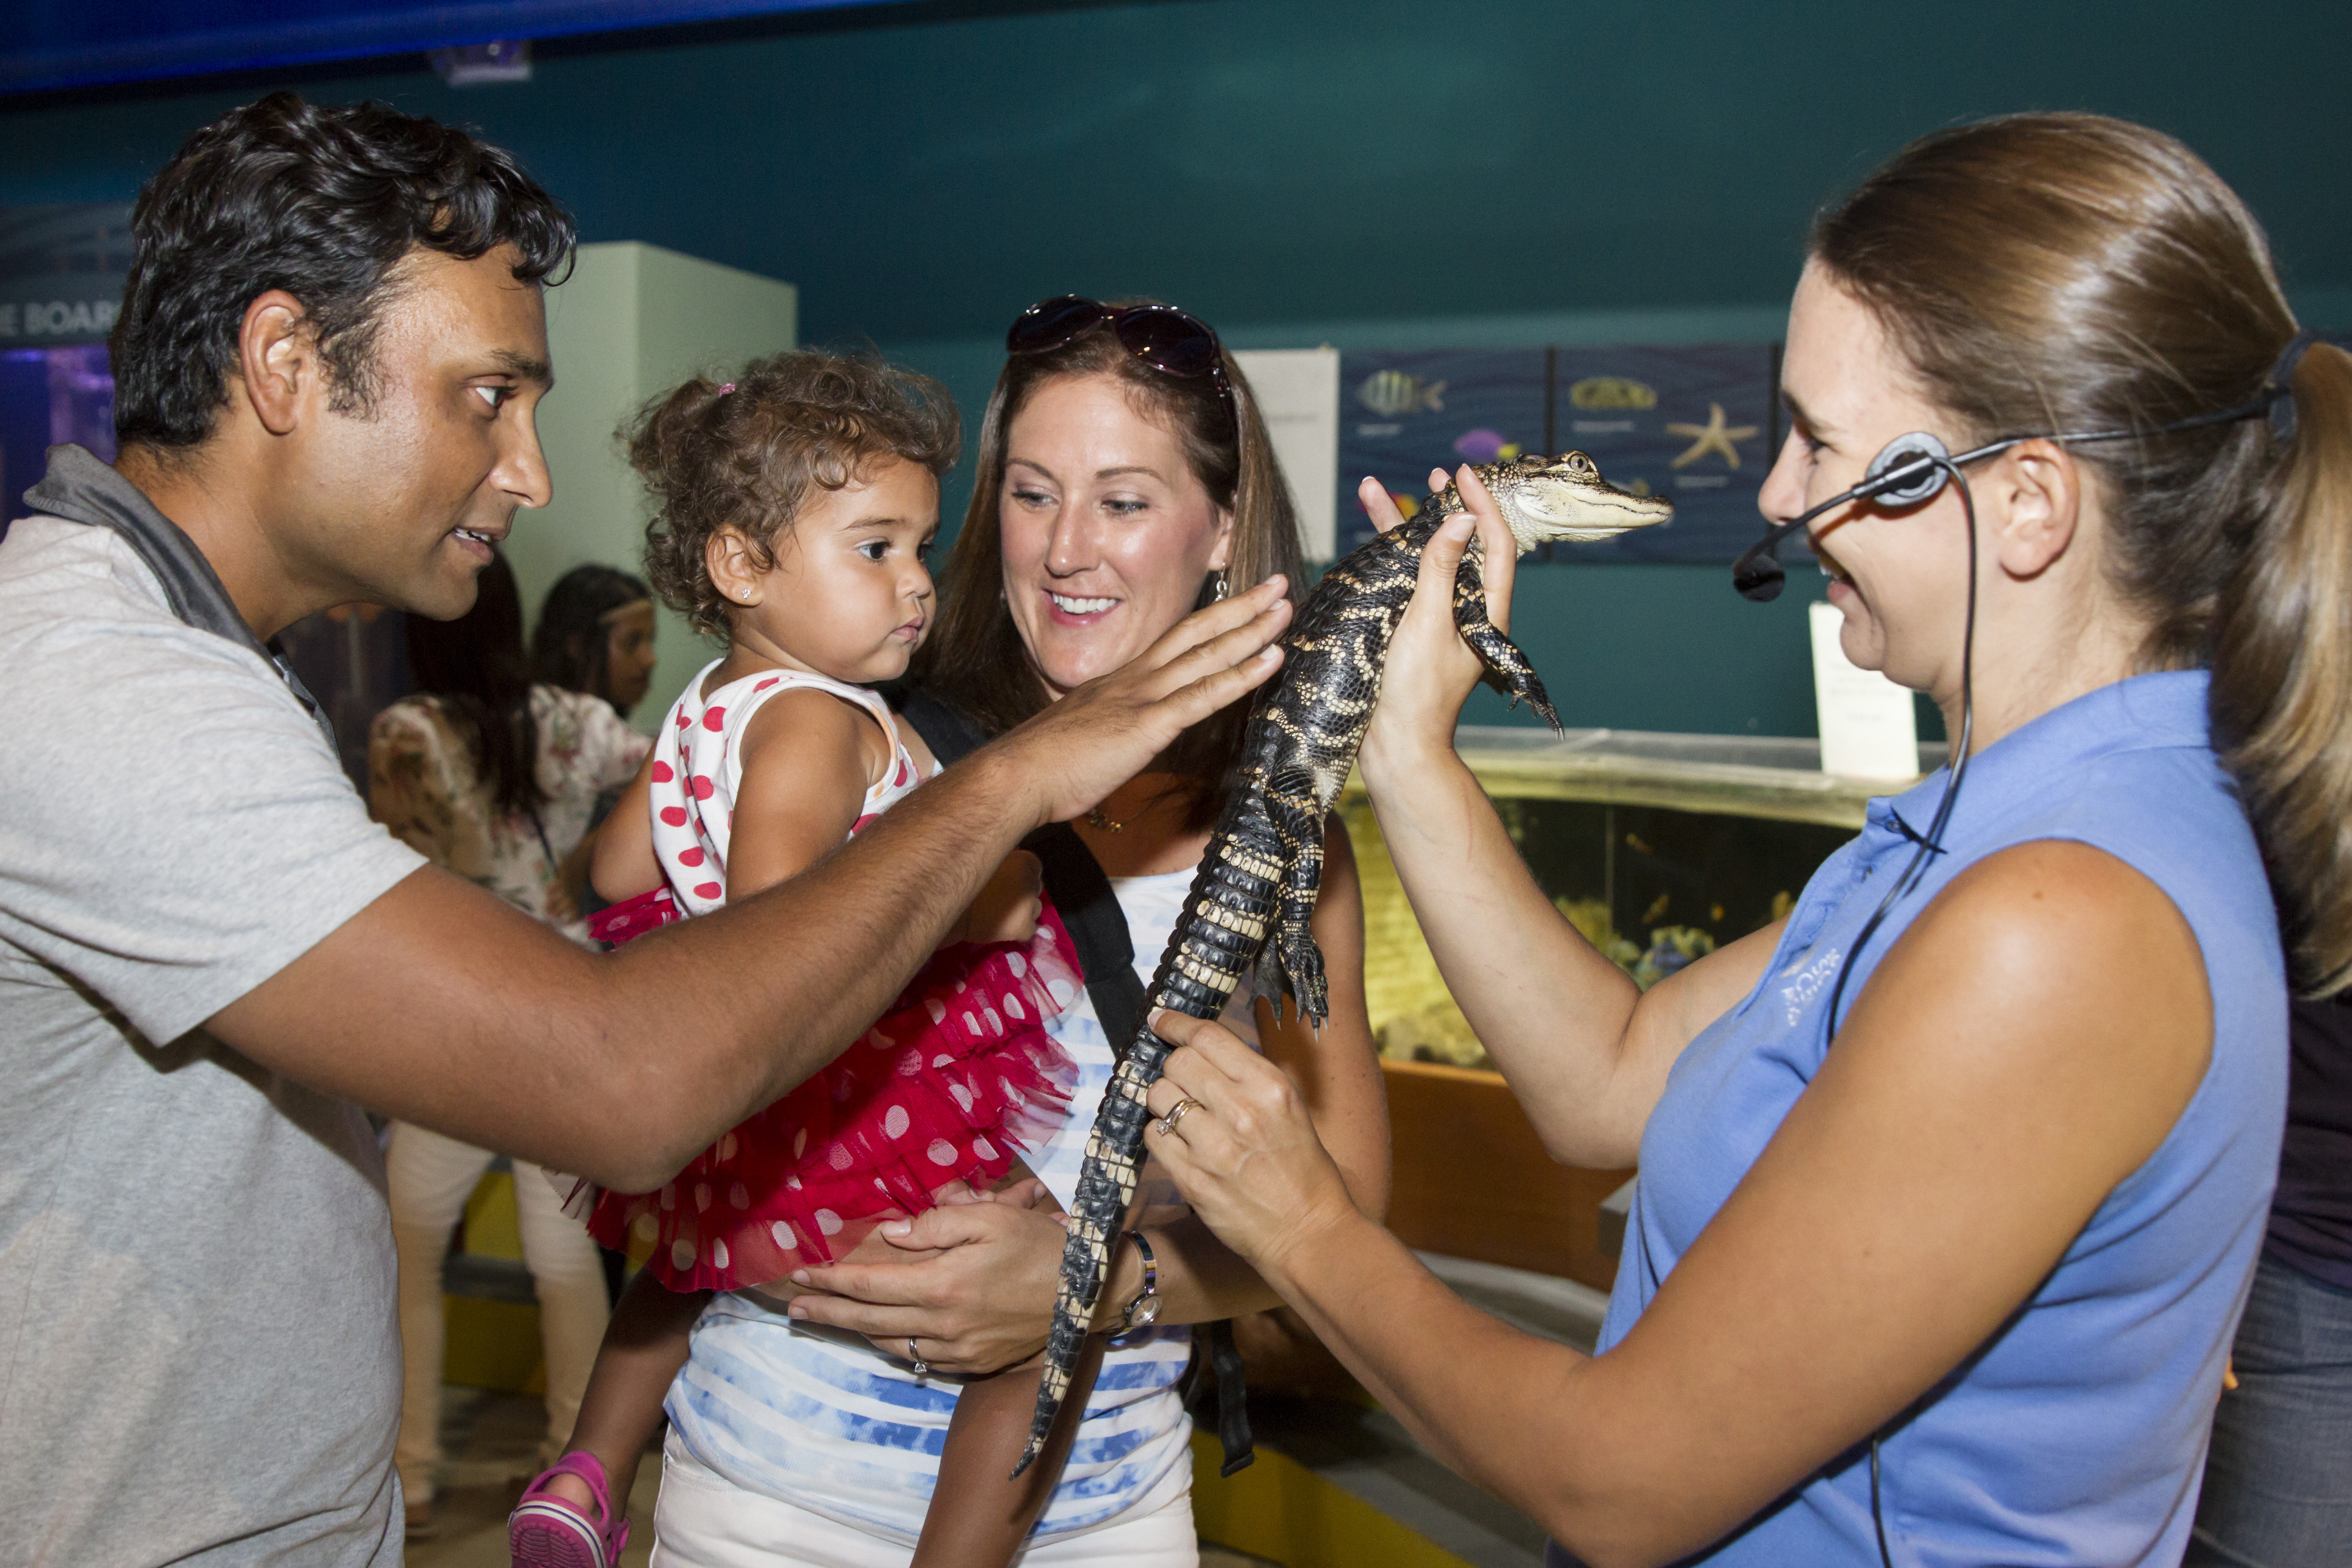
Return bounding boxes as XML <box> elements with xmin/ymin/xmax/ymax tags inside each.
<box><xmin>987</xmin><ymin>576</ymin><xmax>1291</xmax><ymax>827</ymax></box>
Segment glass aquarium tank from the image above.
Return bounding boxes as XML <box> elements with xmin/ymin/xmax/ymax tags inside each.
<box><xmin>1347</xmin><ymin>726</ymin><xmax>1941</xmax><ymax>1071</ymax></box>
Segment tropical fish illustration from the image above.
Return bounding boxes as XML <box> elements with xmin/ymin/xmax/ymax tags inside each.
<box><xmin>1452</xmin><ymin>428</ymin><xmax>1521</xmax><ymax>464</ymax></box>
<box><xmin>1357</xmin><ymin>369</ymin><xmax>1446</xmax><ymax>417</ymax></box>
<box><xmin>1568</xmin><ymin>376</ymin><xmax>1658</xmax><ymax>412</ymax></box>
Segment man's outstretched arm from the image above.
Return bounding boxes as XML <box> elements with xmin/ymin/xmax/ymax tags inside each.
<box><xmin>208</xmin><ymin>582</ymin><xmax>1291</xmax><ymax>1190</ymax></box>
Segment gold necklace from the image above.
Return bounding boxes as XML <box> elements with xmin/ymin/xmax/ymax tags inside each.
<box><xmin>1085</xmin><ymin>779</ymin><xmax>1191</xmax><ymax>834</ymax></box>
<box><xmin>1085</xmin><ymin>787</ymin><xmax>1161</xmax><ymax>833</ymax></box>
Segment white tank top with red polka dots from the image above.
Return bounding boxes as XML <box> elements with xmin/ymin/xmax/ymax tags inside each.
<box><xmin>649</xmin><ymin>658</ymin><xmax>923</xmax><ymax>916</ymax></box>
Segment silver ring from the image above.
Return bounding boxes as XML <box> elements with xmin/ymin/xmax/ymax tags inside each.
<box><xmin>907</xmin><ymin>1338</ymin><xmax>928</xmax><ymax>1377</ymax></box>
<box><xmin>1154</xmin><ymin>1096</ymin><xmax>1202</xmax><ymax>1138</ymax></box>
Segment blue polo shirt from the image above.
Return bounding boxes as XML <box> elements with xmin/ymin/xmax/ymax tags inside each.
<box><xmin>1596</xmin><ymin>671</ymin><xmax>2287</xmax><ymax>1567</ymax></box>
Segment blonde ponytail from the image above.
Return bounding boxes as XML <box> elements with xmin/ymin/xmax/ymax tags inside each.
<box><xmin>2212</xmin><ymin>341</ymin><xmax>2352</xmax><ymax>992</ymax></box>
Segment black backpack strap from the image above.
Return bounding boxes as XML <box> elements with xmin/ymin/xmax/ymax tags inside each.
<box><xmin>1025</xmin><ymin>828</ymin><xmax>1151</xmax><ymax>1046</ymax></box>
<box><xmin>895</xmin><ymin>690</ymin><xmax>1149</xmax><ymax>1044</ymax></box>
<box><xmin>894</xmin><ymin>688</ymin><xmax>990</xmax><ymax>766</ymax></box>
<box><xmin>1178</xmin><ymin>1318</ymin><xmax>1256</xmax><ymax>1476</ymax></box>
<box><xmin>896</xmin><ymin>686</ymin><xmax>1250</xmax><ymax>1475</ymax></box>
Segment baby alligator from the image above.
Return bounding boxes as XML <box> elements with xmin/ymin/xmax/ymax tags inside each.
<box><xmin>1014</xmin><ymin>452</ymin><xmax>1672</xmax><ymax>1474</ymax></box>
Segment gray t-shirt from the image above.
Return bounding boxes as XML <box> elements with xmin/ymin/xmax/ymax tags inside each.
<box><xmin>0</xmin><ymin>514</ymin><xmax>425</xmax><ymax>1564</ymax></box>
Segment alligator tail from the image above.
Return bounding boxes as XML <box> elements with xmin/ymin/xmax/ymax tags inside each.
<box><xmin>1013</xmin><ymin>824</ymin><xmax>1285</xmax><ymax>1476</ymax></box>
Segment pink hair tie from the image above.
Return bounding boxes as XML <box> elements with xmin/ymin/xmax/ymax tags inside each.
<box><xmin>717</xmin><ymin>382</ymin><xmax>736</xmax><ymax>395</ymax></box>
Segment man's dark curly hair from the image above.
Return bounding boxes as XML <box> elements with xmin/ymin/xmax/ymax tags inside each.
<box><xmin>108</xmin><ymin>91</ymin><xmax>574</xmax><ymax>450</ymax></box>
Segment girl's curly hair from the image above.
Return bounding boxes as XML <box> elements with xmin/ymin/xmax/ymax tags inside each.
<box><xmin>630</xmin><ymin>348</ymin><xmax>960</xmax><ymax>635</ymax></box>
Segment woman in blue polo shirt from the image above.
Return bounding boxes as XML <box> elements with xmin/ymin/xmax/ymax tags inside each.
<box><xmin>1131</xmin><ymin>113</ymin><xmax>2352</xmax><ymax>1568</ymax></box>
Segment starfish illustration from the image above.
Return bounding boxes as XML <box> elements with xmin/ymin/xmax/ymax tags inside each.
<box><xmin>1665</xmin><ymin>402</ymin><xmax>1760</xmax><ymax>470</ymax></box>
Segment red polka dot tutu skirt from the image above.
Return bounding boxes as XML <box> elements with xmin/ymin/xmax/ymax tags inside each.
<box><xmin>575</xmin><ymin>888</ymin><xmax>1081</xmax><ymax>1291</ymax></box>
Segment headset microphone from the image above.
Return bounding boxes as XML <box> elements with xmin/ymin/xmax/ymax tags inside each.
<box><xmin>1730</xmin><ymin>432</ymin><xmax>1965</xmax><ymax>602</ymax></box>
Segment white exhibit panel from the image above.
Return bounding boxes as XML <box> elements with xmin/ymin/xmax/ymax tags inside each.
<box><xmin>1234</xmin><ymin>347</ymin><xmax>1341</xmax><ymax>563</ymax></box>
<box><xmin>1809</xmin><ymin>601</ymin><xmax>1920</xmax><ymax>779</ymax></box>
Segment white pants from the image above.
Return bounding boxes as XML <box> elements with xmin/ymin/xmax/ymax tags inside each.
<box><xmin>388</xmin><ymin>1121</ymin><xmax>611</xmax><ymax>1503</ymax></box>
<box><xmin>648</xmin><ymin>1431</ymin><xmax>1199</xmax><ymax>1568</ymax></box>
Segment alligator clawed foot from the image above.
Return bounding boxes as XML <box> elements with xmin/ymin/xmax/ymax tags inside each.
<box><xmin>1275</xmin><ymin>923</ymin><xmax>1329</xmax><ymax>1028</ymax></box>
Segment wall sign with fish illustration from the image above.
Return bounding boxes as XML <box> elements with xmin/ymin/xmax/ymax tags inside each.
<box><xmin>1338</xmin><ymin>349</ymin><xmax>1545</xmax><ymax>555</ymax></box>
<box><xmin>1336</xmin><ymin>343</ymin><xmax>1780</xmax><ymax>564</ymax></box>
<box><xmin>1550</xmin><ymin>343</ymin><xmax>1777</xmax><ymax>562</ymax></box>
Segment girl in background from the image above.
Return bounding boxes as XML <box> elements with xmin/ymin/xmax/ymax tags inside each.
<box><xmin>532</xmin><ymin>563</ymin><xmax>659</xmax><ymax>720</ymax></box>
<box><xmin>369</xmin><ymin>548</ymin><xmax>651</xmax><ymax>1539</ymax></box>
<box><xmin>531</xmin><ymin>564</ymin><xmax>660</xmax><ymax>995</ymax></box>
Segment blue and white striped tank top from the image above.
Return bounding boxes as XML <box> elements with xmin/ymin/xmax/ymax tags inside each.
<box><xmin>663</xmin><ymin>867</ymin><xmax>1257</xmax><ymax>1544</ymax></box>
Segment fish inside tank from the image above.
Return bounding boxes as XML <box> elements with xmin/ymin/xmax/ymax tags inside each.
<box><xmin>1346</xmin><ymin>763</ymin><xmax>1864</xmax><ymax>1073</ymax></box>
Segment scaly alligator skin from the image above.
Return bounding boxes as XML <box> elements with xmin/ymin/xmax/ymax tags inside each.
<box><xmin>1012</xmin><ymin>453</ymin><xmax>1671</xmax><ymax>1474</ymax></box>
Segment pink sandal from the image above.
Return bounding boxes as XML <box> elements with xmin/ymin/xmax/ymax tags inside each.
<box><xmin>508</xmin><ymin>1452</ymin><xmax>630</xmax><ymax>1568</ymax></box>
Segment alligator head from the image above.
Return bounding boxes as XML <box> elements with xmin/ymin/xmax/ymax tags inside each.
<box><xmin>1428</xmin><ymin>451</ymin><xmax>1676</xmax><ymax>552</ymax></box>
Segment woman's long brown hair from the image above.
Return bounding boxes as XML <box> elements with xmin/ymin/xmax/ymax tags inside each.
<box><xmin>1816</xmin><ymin>113</ymin><xmax>2352</xmax><ymax>992</ymax></box>
<box><xmin>912</xmin><ymin>306</ymin><xmax>1307</xmax><ymax>825</ymax></box>
<box><xmin>405</xmin><ymin>546</ymin><xmax>546</xmax><ymax>818</ymax></box>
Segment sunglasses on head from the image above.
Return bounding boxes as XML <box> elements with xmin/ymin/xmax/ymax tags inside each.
<box><xmin>1005</xmin><ymin>295</ymin><xmax>1235</xmax><ymax>420</ymax></box>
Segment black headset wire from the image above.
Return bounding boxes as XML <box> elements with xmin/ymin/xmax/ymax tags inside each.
<box><xmin>1811</xmin><ymin>455</ymin><xmax>1979</xmax><ymax>1568</ymax></box>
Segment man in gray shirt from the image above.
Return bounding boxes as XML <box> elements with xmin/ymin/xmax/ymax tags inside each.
<box><xmin>0</xmin><ymin>94</ymin><xmax>1290</xmax><ymax>1565</ymax></box>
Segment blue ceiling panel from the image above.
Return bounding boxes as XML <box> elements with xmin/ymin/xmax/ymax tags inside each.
<box><xmin>1</xmin><ymin>1</ymin><xmax>906</xmax><ymax>94</ymax></box>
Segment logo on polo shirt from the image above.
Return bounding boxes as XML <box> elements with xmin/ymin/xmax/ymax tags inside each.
<box><xmin>1779</xmin><ymin>948</ymin><xmax>1843</xmax><ymax>1027</ymax></box>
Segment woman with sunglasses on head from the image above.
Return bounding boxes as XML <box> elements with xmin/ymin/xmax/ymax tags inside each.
<box><xmin>1123</xmin><ymin>116</ymin><xmax>2352</xmax><ymax>1568</ymax></box>
<box><xmin>695</xmin><ymin>299</ymin><xmax>1386</xmax><ymax>1568</ymax></box>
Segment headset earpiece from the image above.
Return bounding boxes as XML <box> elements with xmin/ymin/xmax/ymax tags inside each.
<box><xmin>1862</xmin><ymin>433</ymin><xmax>1953</xmax><ymax>506</ymax></box>
<box><xmin>1727</xmin><ymin>431</ymin><xmax>1959</xmax><ymax>604</ymax></box>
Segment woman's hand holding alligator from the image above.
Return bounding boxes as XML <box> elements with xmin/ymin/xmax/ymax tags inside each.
<box><xmin>1139</xmin><ymin>1010</ymin><xmax>1365</xmax><ymax>1288</ymax></box>
<box><xmin>1357</xmin><ymin>465</ymin><xmax>1522</xmax><ymax>777</ymax></box>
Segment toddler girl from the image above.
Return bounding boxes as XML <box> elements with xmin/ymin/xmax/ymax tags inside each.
<box><xmin>508</xmin><ymin>351</ymin><xmax>1094</xmax><ymax>1568</ymax></box>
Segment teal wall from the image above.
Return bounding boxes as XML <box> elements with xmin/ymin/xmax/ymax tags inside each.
<box><xmin>8</xmin><ymin>0</ymin><xmax>2351</xmax><ymax>735</ymax></box>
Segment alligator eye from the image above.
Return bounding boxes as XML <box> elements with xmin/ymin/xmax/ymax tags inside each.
<box><xmin>1569</xmin><ymin>454</ymin><xmax>1594</xmax><ymax>475</ymax></box>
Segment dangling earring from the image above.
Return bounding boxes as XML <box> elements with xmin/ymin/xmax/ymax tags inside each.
<box><xmin>1212</xmin><ymin>568</ymin><xmax>1230</xmax><ymax>603</ymax></box>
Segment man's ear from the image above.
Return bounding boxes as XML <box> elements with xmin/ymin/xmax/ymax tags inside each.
<box><xmin>236</xmin><ymin>290</ymin><xmax>317</xmax><ymax>437</ymax></box>
<box><xmin>1990</xmin><ymin>437</ymin><xmax>2083</xmax><ymax>581</ymax></box>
